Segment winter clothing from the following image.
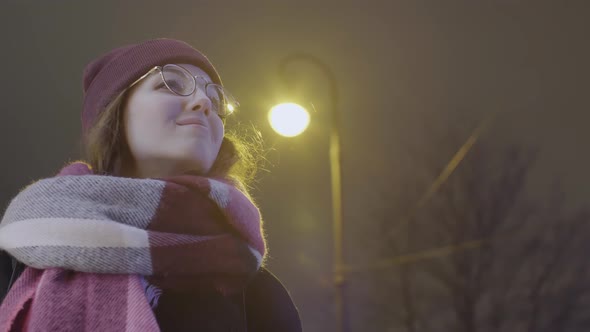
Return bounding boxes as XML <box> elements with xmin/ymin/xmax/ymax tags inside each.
<box><xmin>0</xmin><ymin>160</ymin><xmax>265</xmax><ymax>331</ymax></box>
<box><xmin>0</xmin><ymin>258</ymin><xmax>302</xmax><ymax>332</ymax></box>
<box><xmin>0</xmin><ymin>161</ymin><xmax>301</xmax><ymax>331</ymax></box>
<box><xmin>82</xmin><ymin>38</ymin><xmax>222</xmax><ymax>137</ymax></box>
<box><xmin>154</xmin><ymin>268</ymin><xmax>302</xmax><ymax>331</ymax></box>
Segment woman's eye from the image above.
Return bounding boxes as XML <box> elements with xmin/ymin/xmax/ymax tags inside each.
<box><xmin>169</xmin><ymin>83</ymin><xmax>181</xmax><ymax>90</ymax></box>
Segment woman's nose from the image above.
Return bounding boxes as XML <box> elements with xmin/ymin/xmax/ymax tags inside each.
<box><xmin>186</xmin><ymin>89</ymin><xmax>212</xmax><ymax>116</ymax></box>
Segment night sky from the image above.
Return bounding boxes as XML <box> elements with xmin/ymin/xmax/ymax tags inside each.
<box><xmin>1</xmin><ymin>1</ymin><xmax>589</xmax><ymax>331</ymax></box>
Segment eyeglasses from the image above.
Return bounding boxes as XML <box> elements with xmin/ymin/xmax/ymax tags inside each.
<box><xmin>129</xmin><ymin>64</ymin><xmax>239</xmax><ymax>117</ymax></box>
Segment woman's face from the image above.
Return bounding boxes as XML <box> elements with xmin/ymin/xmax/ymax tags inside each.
<box><xmin>121</xmin><ymin>63</ymin><xmax>224</xmax><ymax>178</ymax></box>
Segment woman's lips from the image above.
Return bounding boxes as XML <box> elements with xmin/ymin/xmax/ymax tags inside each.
<box><xmin>176</xmin><ymin>116</ymin><xmax>208</xmax><ymax>128</ymax></box>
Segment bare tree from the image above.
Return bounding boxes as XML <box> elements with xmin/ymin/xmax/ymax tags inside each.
<box><xmin>368</xmin><ymin>125</ymin><xmax>590</xmax><ymax>332</ymax></box>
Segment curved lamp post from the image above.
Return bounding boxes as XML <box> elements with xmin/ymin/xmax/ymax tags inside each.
<box><xmin>270</xmin><ymin>54</ymin><xmax>347</xmax><ymax>332</ymax></box>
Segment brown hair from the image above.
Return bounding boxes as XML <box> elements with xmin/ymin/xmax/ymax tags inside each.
<box><xmin>82</xmin><ymin>86</ymin><xmax>264</xmax><ymax>192</ymax></box>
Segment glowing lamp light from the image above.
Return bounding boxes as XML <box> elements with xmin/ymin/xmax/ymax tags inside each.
<box><xmin>268</xmin><ymin>103</ymin><xmax>310</xmax><ymax>137</ymax></box>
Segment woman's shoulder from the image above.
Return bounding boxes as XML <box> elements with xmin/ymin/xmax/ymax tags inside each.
<box><xmin>0</xmin><ymin>251</ymin><xmax>17</xmax><ymax>304</ymax></box>
<box><xmin>246</xmin><ymin>267</ymin><xmax>302</xmax><ymax>332</ymax></box>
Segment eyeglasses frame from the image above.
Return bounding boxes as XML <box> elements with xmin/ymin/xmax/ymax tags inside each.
<box><xmin>128</xmin><ymin>64</ymin><xmax>238</xmax><ymax>117</ymax></box>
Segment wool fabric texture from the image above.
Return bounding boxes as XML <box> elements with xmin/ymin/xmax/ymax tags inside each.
<box><xmin>0</xmin><ymin>161</ymin><xmax>265</xmax><ymax>332</ymax></box>
<box><xmin>81</xmin><ymin>38</ymin><xmax>222</xmax><ymax>138</ymax></box>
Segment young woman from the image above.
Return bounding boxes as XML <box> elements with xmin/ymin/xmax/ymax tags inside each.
<box><xmin>0</xmin><ymin>38</ymin><xmax>301</xmax><ymax>332</ymax></box>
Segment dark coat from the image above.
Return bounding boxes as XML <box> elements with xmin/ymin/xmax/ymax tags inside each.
<box><xmin>0</xmin><ymin>252</ymin><xmax>302</xmax><ymax>332</ymax></box>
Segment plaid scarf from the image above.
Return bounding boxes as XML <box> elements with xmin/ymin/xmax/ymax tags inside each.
<box><xmin>0</xmin><ymin>161</ymin><xmax>265</xmax><ymax>331</ymax></box>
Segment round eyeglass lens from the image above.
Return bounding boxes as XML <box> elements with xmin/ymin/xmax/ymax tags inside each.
<box><xmin>161</xmin><ymin>65</ymin><xmax>194</xmax><ymax>95</ymax></box>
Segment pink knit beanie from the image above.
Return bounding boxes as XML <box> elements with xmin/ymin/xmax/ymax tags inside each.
<box><xmin>81</xmin><ymin>38</ymin><xmax>222</xmax><ymax>137</ymax></box>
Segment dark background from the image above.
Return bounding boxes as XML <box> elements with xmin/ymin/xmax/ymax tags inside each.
<box><xmin>1</xmin><ymin>1</ymin><xmax>589</xmax><ymax>331</ymax></box>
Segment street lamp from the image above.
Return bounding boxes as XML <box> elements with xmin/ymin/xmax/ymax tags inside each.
<box><xmin>269</xmin><ymin>53</ymin><xmax>348</xmax><ymax>332</ymax></box>
<box><xmin>268</xmin><ymin>102</ymin><xmax>310</xmax><ymax>137</ymax></box>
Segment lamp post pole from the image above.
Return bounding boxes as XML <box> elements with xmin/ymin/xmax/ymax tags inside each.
<box><xmin>278</xmin><ymin>54</ymin><xmax>347</xmax><ymax>332</ymax></box>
